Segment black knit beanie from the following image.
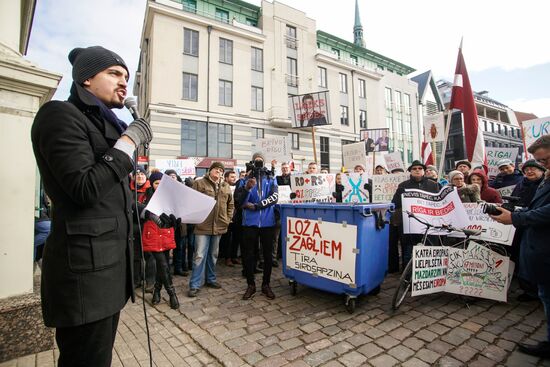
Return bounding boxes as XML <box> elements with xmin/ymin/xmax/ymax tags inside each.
<box><xmin>68</xmin><ymin>46</ymin><xmax>129</xmax><ymax>84</ymax></box>
<box><xmin>209</xmin><ymin>162</ymin><xmax>225</xmax><ymax>172</ymax></box>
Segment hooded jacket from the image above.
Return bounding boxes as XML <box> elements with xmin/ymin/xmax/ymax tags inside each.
<box><xmin>467</xmin><ymin>169</ymin><xmax>502</xmax><ymax>204</ymax></box>
<box><xmin>511</xmin><ymin>175</ymin><xmax>545</xmax><ymax>207</ymax></box>
<box><xmin>234</xmin><ymin>170</ymin><xmax>278</xmax><ymax>227</ymax></box>
<box><xmin>142</xmin><ymin>187</ymin><xmax>176</xmax><ymax>253</ymax></box>
<box><xmin>489</xmin><ymin>169</ymin><xmax>523</xmax><ymax>189</ymax></box>
<box><xmin>192</xmin><ymin>175</ymin><xmax>234</xmax><ymax>235</ymax></box>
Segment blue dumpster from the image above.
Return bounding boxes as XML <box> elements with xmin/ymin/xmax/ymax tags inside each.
<box><xmin>279</xmin><ymin>203</ymin><xmax>393</xmax><ymax>313</ymax></box>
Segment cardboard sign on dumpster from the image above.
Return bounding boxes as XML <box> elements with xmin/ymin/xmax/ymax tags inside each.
<box><xmin>290</xmin><ymin>174</ymin><xmax>335</xmax><ymax>203</ymax></box>
<box><xmin>286</xmin><ymin>217</ymin><xmax>357</xmax><ymax>285</ymax></box>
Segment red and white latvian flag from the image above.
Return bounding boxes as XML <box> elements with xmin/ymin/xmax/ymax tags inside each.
<box><xmin>421</xmin><ymin>142</ymin><xmax>434</xmax><ymax>166</ymax></box>
<box><xmin>449</xmin><ymin>41</ymin><xmax>487</xmax><ymax>169</ymax></box>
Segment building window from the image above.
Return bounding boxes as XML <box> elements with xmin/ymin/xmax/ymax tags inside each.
<box><xmin>182</xmin><ymin>0</ymin><xmax>197</xmax><ymax>13</ymax></box>
<box><xmin>252</xmin><ymin>127</ymin><xmax>264</xmax><ymax>139</ymax></box>
<box><xmin>385</xmin><ymin>87</ymin><xmax>393</xmax><ymax>150</ymax></box>
<box><xmin>215</xmin><ymin>8</ymin><xmax>229</xmax><ymax>23</ymax></box>
<box><xmin>331</xmin><ymin>48</ymin><xmax>340</xmax><ymax>58</ymax></box>
<box><xmin>219</xmin><ymin>79</ymin><xmax>232</xmax><ymax>106</ymax></box>
<box><xmin>359</xmin><ymin>110</ymin><xmax>367</xmax><ymax>129</ymax></box>
<box><xmin>320</xmin><ymin>136</ymin><xmax>330</xmax><ymax>171</ymax></box>
<box><xmin>219</xmin><ymin>38</ymin><xmax>233</xmax><ymax>64</ymax></box>
<box><xmin>181</xmin><ymin>119</ymin><xmax>232</xmax><ymax>158</ymax></box>
<box><xmin>504</xmin><ymin>125</ymin><xmax>508</xmax><ymax>136</ymax></box>
<box><xmin>484</xmin><ymin>120</ymin><xmax>488</xmax><ymax>131</ymax></box>
<box><xmin>285</xmin><ymin>25</ymin><xmax>297</xmax><ymax>49</ymax></box>
<box><xmin>497</xmin><ymin>124</ymin><xmax>501</xmax><ymax>134</ymax></box>
<box><xmin>289</xmin><ymin>132</ymin><xmax>299</xmax><ymax>150</ymax></box>
<box><xmin>318</xmin><ymin>67</ymin><xmax>327</xmax><ymax>88</ymax></box>
<box><xmin>358</xmin><ymin>79</ymin><xmax>366</xmax><ymax>98</ymax></box>
<box><xmin>350</xmin><ymin>55</ymin><xmax>358</xmax><ymax>65</ymax></box>
<box><xmin>340</xmin><ymin>106</ymin><xmax>349</xmax><ymax>125</ymax></box>
<box><xmin>245</xmin><ymin>18</ymin><xmax>257</xmax><ymax>26</ymax></box>
<box><xmin>395</xmin><ymin>91</ymin><xmax>403</xmax><ymax>134</ymax></box>
<box><xmin>404</xmin><ymin>93</ymin><xmax>412</xmax><ymax>136</ymax></box>
<box><xmin>511</xmin><ymin>128</ymin><xmax>515</xmax><ymax>137</ymax></box>
<box><xmin>251</xmin><ymin>86</ymin><xmax>263</xmax><ymax>111</ymax></box>
<box><xmin>183</xmin><ymin>28</ymin><xmax>199</xmax><ymax>56</ymax></box>
<box><xmin>251</xmin><ymin>47</ymin><xmax>263</xmax><ymax>72</ymax></box>
<box><xmin>339</xmin><ymin>73</ymin><xmax>348</xmax><ymax>93</ymax></box>
<box><xmin>182</xmin><ymin>72</ymin><xmax>198</xmax><ymax>101</ymax></box>
<box><xmin>286</xmin><ymin>57</ymin><xmax>298</xmax><ymax>87</ymax></box>
<box><xmin>490</xmin><ymin>121</ymin><xmax>495</xmax><ymax>132</ymax></box>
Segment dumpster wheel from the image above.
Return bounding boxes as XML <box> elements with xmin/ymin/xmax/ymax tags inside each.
<box><xmin>289</xmin><ymin>280</ymin><xmax>297</xmax><ymax>296</ymax></box>
<box><xmin>345</xmin><ymin>295</ymin><xmax>356</xmax><ymax>314</ymax></box>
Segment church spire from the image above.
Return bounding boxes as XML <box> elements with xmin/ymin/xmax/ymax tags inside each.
<box><xmin>353</xmin><ymin>0</ymin><xmax>365</xmax><ymax>47</ymax></box>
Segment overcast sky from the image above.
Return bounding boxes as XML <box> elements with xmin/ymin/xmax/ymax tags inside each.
<box><xmin>27</xmin><ymin>0</ymin><xmax>550</xmax><ymax>121</ymax></box>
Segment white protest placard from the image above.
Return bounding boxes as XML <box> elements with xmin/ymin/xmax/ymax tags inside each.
<box><xmin>251</xmin><ymin>136</ymin><xmax>291</xmax><ymax>163</ymax></box>
<box><xmin>342</xmin><ymin>141</ymin><xmax>367</xmax><ymax>171</ymax></box>
<box><xmin>154</xmin><ymin>159</ymin><xmax>196</xmax><ymax>178</ymax></box>
<box><xmin>286</xmin><ymin>217</ymin><xmax>357</xmax><ymax>285</ymax></box>
<box><xmin>522</xmin><ymin>116</ymin><xmax>550</xmax><ymax>155</ymax></box>
<box><xmin>402</xmin><ymin>186</ymin><xmax>469</xmax><ymax>234</ymax></box>
<box><xmin>497</xmin><ymin>185</ymin><xmax>516</xmax><ymax>198</ymax></box>
<box><xmin>144</xmin><ymin>175</ymin><xmax>215</xmax><ymax>224</ymax></box>
<box><xmin>446</xmin><ymin>242</ymin><xmax>510</xmax><ymax>302</ymax></box>
<box><xmin>384</xmin><ymin>152</ymin><xmax>405</xmax><ymax>172</ymax></box>
<box><xmin>277</xmin><ymin>185</ymin><xmax>292</xmax><ymax>204</ymax></box>
<box><xmin>454</xmin><ymin>203</ymin><xmax>516</xmax><ymax>246</ymax></box>
<box><xmin>372</xmin><ymin>173</ymin><xmax>409</xmax><ymax>203</ymax></box>
<box><xmin>486</xmin><ymin>147</ymin><xmax>519</xmax><ymax>179</ymax></box>
<box><xmin>423</xmin><ymin>113</ymin><xmax>445</xmax><ymax>143</ymax></box>
<box><xmin>342</xmin><ymin>173</ymin><xmax>369</xmax><ymax>203</ymax></box>
<box><xmin>412</xmin><ymin>246</ymin><xmax>449</xmax><ymax>296</ymax></box>
<box><xmin>290</xmin><ymin>174</ymin><xmax>335</xmax><ymax>203</ymax></box>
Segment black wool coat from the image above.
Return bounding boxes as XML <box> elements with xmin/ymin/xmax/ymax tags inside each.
<box><xmin>31</xmin><ymin>83</ymin><xmax>135</xmax><ymax>328</ymax></box>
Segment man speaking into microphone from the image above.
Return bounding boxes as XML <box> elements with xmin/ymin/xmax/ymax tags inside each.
<box><xmin>31</xmin><ymin>46</ymin><xmax>152</xmax><ymax>366</ymax></box>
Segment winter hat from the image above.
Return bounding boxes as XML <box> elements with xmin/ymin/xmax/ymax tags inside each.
<box><xmin>209</xmin><ymin>161</ymin><xmax>225</xmax><ymax>172</ymax></box>
<box><xmin>164</xmin><ymin>169</ymin><xmax>178</xmax><ymax>176</ymax></box>
<box><xmin>407</xmin><ymin>160</ymin><xmax>426</xmax><ymax>172</ymax></box>
<box><xmin>135</xmin><ymin>165</ymin><xmax>147</xmax><ymax>175</ymax></box>
<box><xmin>448</xmin><ymin>170</ymin><xmax>464</xmax><ymax>182</ymax></box>
<box><xmin>68</xmin><ymin>46</ymin><xmax>129</xmax><ymax>85</ymax></box>
<box><xmin>521</xmin><ymin>159</ymin><xmax>546</xmax><ymax>173</ymax></box>
<box><xmin>252</xmin><ymin>152</ymin><xmax>265</xmax><ymax>161</ymax></box>
<box><xmin>149</xmin><ymin>171</ymin><xmax>164</xmax><ymax>185</ymax></box>
<box><xmin>455</xmin><ymin>160</ymin><xmax>472</xmax><ymax>169</ymax></box>
<box><xmin>497</xmin><ymin>158</ymin><xmax>514</xmax><ymax>168</ymax></box>
<box><xmin>354</xmin><ymin>164</ymin><xmax>365</xmax><ymax>171</ymax></box>
<box><xmin>426</xmin><ymin>165</ymin><xmax>437</xmax><ymax>173</ymax></box>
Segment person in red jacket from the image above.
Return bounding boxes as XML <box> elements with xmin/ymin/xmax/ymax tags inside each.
<box><xmin>467</xmin><ymin>169</ymin><xmax>503</xmax><ymax>204</ymax></box>
<box><xmin>142</xmin><ymin>171</ymin><xmax>180</xmax><ymax>309</ymax></box>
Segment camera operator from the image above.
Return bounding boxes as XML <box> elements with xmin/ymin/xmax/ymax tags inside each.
<box><xmin>490</xmin><ymin>135</ymin><xmax>550</xmax><ymax>358</ymax></box>
<box><xmin>234</xmin><ymin>152</ymin><xmax>279</xmax><ymax>300</ymax></box>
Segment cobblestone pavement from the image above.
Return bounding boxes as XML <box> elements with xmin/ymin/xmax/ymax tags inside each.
<box><xmin>2</xmin><ymin>263</ymin><xmax>549</xmax><ymax>367</ymax></box>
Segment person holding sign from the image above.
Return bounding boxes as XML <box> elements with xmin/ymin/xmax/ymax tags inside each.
<box><xmin>234</xmin><ymin>152</ymin><xmax>279</xmax><ymax>300</ymax></box>
<box><xmin>391</xmin><ymin>160</ymin><xmax>440</xmax><ymax>266</ymax></box>
<box><xmin>353</xmin><ymin>164</ymin><xmax>373</xmax><ymax>203</ymax></box>
<box><xmin>490</xmin><ymin>135</ymin><xmax>550</xmax><ymax>358</ymax></box>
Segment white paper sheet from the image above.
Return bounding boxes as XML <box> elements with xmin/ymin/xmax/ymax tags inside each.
<box><xmin>144</xmin><ymin>175</ymin><xmax>215</xmax><ymax>224</ymax></box>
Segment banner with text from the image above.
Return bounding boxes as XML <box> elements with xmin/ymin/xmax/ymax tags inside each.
<box><xmin>384</xmin><ymin>152</ymin><xmax>405</xmax><ymax>172</ymax></box>
<box><xmin>286</xmin><ymin>217</ymin><xmax>357</xmax><ymax>285</ymax></box>
<box><xmin>154</xmin><ymin>159</ymin><xmax>196</xmax><ymax>178</ymax></box>
<box><xmin>372</xmin><ymin>173</ymin><xmax>409</xmax><ymax>203</ymax></box>
<box><xmin>486</xmin><ymin>147</ymin><xmax>519</xmax><ymax>179</ymax></box>
<box><xmin>522</xmin><ymin>116</ymin><xmax>550</xmax><ymax>157</ymax></box>
<box><xmin>251</xmin><ymin>136</ymin><xmax>291</xmax><ymax>163</ymax></box>
<box><xmin>278</xmin><ymin>185</ymin><xmax>293</xmax><ymax>204</ymax></box>
<box><xmin>342</xmin><ymin>141</ymin><xmax>367</xmax><ymax>172</ymax></box>
<box><xmin>289</xmin><ymin>91</ymin><xmax>331</xmax><ymax>128</ymax></box>
<box><xmin>402</xmin><ymin>186</ymin><xmax>468</xmax><ymax>234</ymax></box>
<box><xmin>290</xmin><ymin>174</ymin><xmax>335</xmax><ymax>203</ymax></box>
<box><xmin>412</xmin><ymin>246</ymin><xmax>449</xmax><ymax>296</ymax></box>
<box><xmin>497</xmin><ymin>185</ymin><xmax>516</xmax><ymax>198</ymax></box>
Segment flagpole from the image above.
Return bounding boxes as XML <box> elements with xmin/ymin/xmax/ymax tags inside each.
<box><xmin>437</xmin><ymin>109</ymin><xmax>453</xmax><ymax>178</ymax></box>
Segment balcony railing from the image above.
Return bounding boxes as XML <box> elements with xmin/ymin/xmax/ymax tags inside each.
<box><xmin>285</xmin><ymin>35</ymin><xmax>298</xmax><ymax>49</ymax></box>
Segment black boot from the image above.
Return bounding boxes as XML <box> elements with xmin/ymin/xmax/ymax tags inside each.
<box><xmin>167</xmin><ymin>286</ymin><xmax>180</xmax><ymax>309</ymax></box>
<box><xmin>151</xmin><ymin>283</ymin><xmax>161</xmax><ymax>305</ymax></box>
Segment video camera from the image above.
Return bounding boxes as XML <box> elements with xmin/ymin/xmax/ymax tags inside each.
<box><xmin>482</xmin><ymin>195</ymin><xmax>522</xmax><ymax>216</ymax></box>
<box><xmin>246</xmin><ymin>160</ymin><xmax>270</xmax><ymax>178</ymax></box>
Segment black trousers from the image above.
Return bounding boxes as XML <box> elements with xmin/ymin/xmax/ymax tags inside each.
<box><xmin>56</xmin><ymin>312</ymin><xmax>120</xmax><ymax>367</ymax></box>
<box><xmin>242</xmin><ymin>226</ymin><xmax>275</xmax><ymax>286</ymax></box>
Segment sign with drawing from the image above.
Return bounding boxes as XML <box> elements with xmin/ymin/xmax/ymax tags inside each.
<box><xmin>371</xmin><ymin>173</ymin><xmax>409</xmax><ymax>203</ymax></box>
<box><xmin>290</xmin><ymin>174</ymin><xmax>335</xmax><ymax>203</ymax></box>
<box><xmin>342</xmin><ymin>173</ymin><xmax>370</xmax><ymax>203</ymax></box>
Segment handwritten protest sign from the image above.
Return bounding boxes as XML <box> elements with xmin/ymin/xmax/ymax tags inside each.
<box><xmin>290</xmin><ymin>174</ymin><xmax>335</xmax><ymax>203</ymax></box>
<box><xmin>384</xmin><ymin>152</ymin><xmax>405</xmax><ymax>172</ymax></box>
<box><xmin>412</xmin><ymin>246</ymin><xmax>449</xmax><ymax>296</ymax></box>
<box><xmin>372</xmin><ymin>173</ymin><xmax>409</xmax><ymax>203</ymax></box>
<box><xmin>522</xmin><ymin>116</ymin><xmax>550</xmax><ymax>156</ymax></box>
<box><xmin>446</xmin><ymin>242</ymin><xmax>510</xmax><ymax>302</ymax></box>
<box><xmin>154</xmin><ymin>159</ymin><xmax>196</xmax><ymax>177</ymax></box>
<box><xmin>286</xmin><ymin>217</ymin><xmax>357</xmax><ymax>285</ymax></box>
<box><xmin>342</xmin><ymin>142</ymin><xmax>367</xmax><ymax>171</ymax></box>
<box><xmin>497</xmin><ymin>185</ymin><xmax>516</xmax><ymax>198</ymax></box>
<box><xmin>342</xmin><ymin>173</ymin><xmax>369</xmax><ymax>203</ymax></box>
<box><xmin>251</xmin><ymin>136</ymin><xmax>290</xmax><ymax>163</ymax></box>
<box><xmin>423</xmin><ymin>113</ymin><xmax>445</xmax><ymax>143</ymax></box>
<box><xmin>450</xmin><ymin>203</ymin><xmax>516</xmax><ymax>246</ymax></box>
<box><xmin>402</xmin><ymin>186</ymin><xmax>468</xmax><ymax>234</ymax></box>
<box><xmin>486</xmin><ymin>147</ymin><xmax>519</xmax><ymax>179</ymax></box>
<box><xmin>278</xmin><ymin>185</ymin><xmax>292</xmax><ymax>204</ymax></box>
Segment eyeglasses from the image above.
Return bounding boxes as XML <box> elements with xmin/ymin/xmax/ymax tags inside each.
<box><xmin>536</xmin><ymin>156</ymin><xmax>550</xmax><ymax>165</ymax></box>
<box><xmin>410</xmin><ymin>167</ymin><xmax>423</xmax><ymax>171</ymax></box>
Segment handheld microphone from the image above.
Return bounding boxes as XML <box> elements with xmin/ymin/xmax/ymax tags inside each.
<box><xmin>124</xmin><ymin>97</ymin><xmax>140</xmax><ymax>119</ymax></box>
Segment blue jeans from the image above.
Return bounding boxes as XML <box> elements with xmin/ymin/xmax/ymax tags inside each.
<box><xmin>189</xmin><ymin>235</ymin><xmax>220</xmax><ymax>289</ymax></box>
<box><xmin>539</xmin><ymin>284</ymin><xmax>550</xmax><ymax>341</ymax></box>
<box><xmin>34</xmin><ymin>220</ymin><xmax>51</xmax><ymax>261</ymax></box>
